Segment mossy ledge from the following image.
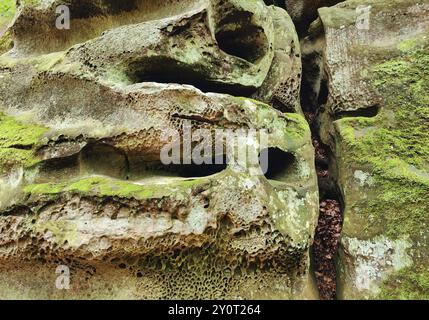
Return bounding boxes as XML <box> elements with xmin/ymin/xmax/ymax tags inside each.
<box><xmin>0</xmin><ymin>112</ymin><xmax>48</xmax><ymax>173</ymax></box>
<box><xmin>24</xmin><ymin>175</ymin><xmax>211</xmax><ymax>201</ymax></box>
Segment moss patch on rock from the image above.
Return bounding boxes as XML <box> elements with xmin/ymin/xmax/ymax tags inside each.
<box><xmin>0</xmin><ymin>112</ymin><xmax>48</xmax><ymax>173</ymax></box>
<box><xmin>378</xmin><ymin>266</ymin><xmax>429</xmax><ymax>300</ymax></box>
<box><xmin>335</xmin><ymin>44</ymin><xmax>429</xmax><ymax>240</ymax></box>
<box><xmin>0</xmin><ymin>29</ymin><xmax>13</xmax><ymax>54</ymax></box>
<box><xmin>24</xmin><ymin>175</ymin><xmax>209</xmax><ymax>201</ymax></box>
<box><xmin>0</xmin><ymin>0</ymin><xmax>15</xmax><ymax>54</ymax></box>
<box><xmin>0</xmin><ymin>0</ymin><xmax>15</xmax><ymax>28</ymax></box>
<box><xmin>0</xmin><ymin>113</ymin><xmax>47</xmax><ymax>148</ymax></box>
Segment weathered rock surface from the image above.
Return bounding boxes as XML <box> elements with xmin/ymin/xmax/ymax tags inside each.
<box><xmin>0</xmin><ymin>0</ymin><xmax>319</xmax><ymax>299</ymax></box>
<box><xmin>304</xmin><ymin>0</ymin><xmax>429</xmax><ymax>299</ymax></box>
<box><xmin>264</xmin><ymin>0</ymin><xmax>344</xmax><ymax>35</ymax></box>
<box><xmin>4</xmin><ymin>0</ymin><xmax>427</xmax><ymax>301</ymax></box>
<box><xmin>7</xmin><ymin>0</ymin><xmax>302</xmax><ymax>112</ymax></box>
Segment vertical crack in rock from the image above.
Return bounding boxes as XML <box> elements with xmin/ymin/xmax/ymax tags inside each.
<box><xmin>298</xmin><ymin>18</ymin><xmax>344</xmax><ymax>302</ymax></box>
<box><xmin>264</xmin><ymin>0</ymin><xmax>344</xmax><ymax>36</ymax></box>
<box><xmin>303</xmin><ymin>98</ymin><xmax>344</xmax><ymax>300</ymax></box>
<box><xmin>313</xmin><ymin>199</ymin><xmax>342</xmax><ymax>300</ymax></box>
<box><xmin>266</xmin><ymin>0</ymin><xmax>348</xmax><ymax>300</ymax></box>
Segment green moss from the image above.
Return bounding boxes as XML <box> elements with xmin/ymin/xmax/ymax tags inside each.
<box><xmin>24</xmin><ymin>176</ymin><xmax>208</xmax><ymax>200</ymax></box>
<box><xmin>0</xmin><ymin>113</ymin><xmax>48</xmax><ymax>148</ymax></box>
<box><xmin>378</xmin><ymin>266</ymin><xmax>429</xmax><ymax>300</ymax></box>
<box><xmin>397</xmin><ymin>34</ymin><xmax>428</xmax><ymax>53</ymax></box>
<box><xmin>336</xmin><ymin>46</ymin><xmax>429</xmax><ymax>239</ymax></box>
<box><xmin>24</xmin><ymin>182</ymin><xmax>68</xmax><ymax>195</ymax></box>
<box><xmin>358</xmin><ymin>178</ymin><xmax>429</xmax><ymax>239</ymax></box>
<box><xmin>0</xmin><ymin>0</ymin><xmax>15</xmax><ymax>28</ymax></box>
<box><xmin>283</xmin><ymin>113</ymin><xmax>309</xmax><ymax>137</ymax></box>
<box><xmin>336</xmin><ymin>121</ymin><xmax>356</xmax><ymax>142</ymax></box>
<box><xmin>0</xmin><ymin>112</ymin><xmax>48</xmax><ymax>173</ymax></box>
<box><xmin>21</xmin><ymin>0</ymin><xmax>40</xmax><ymax>5</ymax></box>
<box><xmin>66</xmin><ymin>177</ymin><xmax>155</xmax><ymax>199</ymax></box>
<box><xmin>25</xmin><ymin>177</ymin><xmax>153</xmax><ymax>199</ymax></box>
<box><xmin>174</xmin><ymin>178</ymin><xmax>205</xmax><ymax>189</ymax></box>
<box><xmin>0</xmin><ymin>148</ymin><xmax>40</xmax><ymax>173</ymax></box>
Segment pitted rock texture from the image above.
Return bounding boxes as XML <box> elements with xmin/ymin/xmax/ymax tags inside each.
<box><xmin>304</xmin><ymin>0</ymin><xmax>429</xmax><ymax>299</ymax></box>
<box><xmin>6</xmin><ymin>0</ymin><xmax>302</xmax><ymax>112</ymax></box>
<box><xmin>0</xmin><ymin>0</ymin><xmax>319</xmax><ymax>299</ymax></box>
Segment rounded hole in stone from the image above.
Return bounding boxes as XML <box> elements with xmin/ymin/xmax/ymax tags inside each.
<box><xmin>215</xmin><ymin>11</ymin><xmax>269</xmax><ymax>63</ymax></box>
<box><xmin>259</xmin><ymin>147</ymin><xmax>296</xmax><ymax>181</ymax></box>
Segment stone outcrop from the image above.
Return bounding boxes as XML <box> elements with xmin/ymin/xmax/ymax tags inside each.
<box><xmin>303</xmin><ymin>0</ymin><xmax>429</xmax><ymax>299</ymax></box>
<box><xmin>0</xmin><ymin>0</ymin><xmax>319</xmax><ymax>299</ymax></box>
<box><xmin>264</xmin><ymin>0</ymin><xmax>344</xmax><ymax>35</ymax></box>
<box><xmin>2</xmin><ymin>0</ymin><xmax>428</xmax><ymax>301</ymax></box>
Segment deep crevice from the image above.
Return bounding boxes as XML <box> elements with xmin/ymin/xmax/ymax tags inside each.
<box><xmin>264</xmin><ymin>0</ymin><xmax>346</xmax><ymax>299</ymax></box>
<box><xmin>79</xmin><ymin>142</ymin><xmax>130</xmax><ymax>179</ymax></box>
<box><xmin>311</xmin><ymin>133</ymin><xmax>344</xmax><ymax>300</ymax></box>
<box><xmin>318</xmin><ymin>79</ymin><xmax>329</xmax><ymax>106</ymax></box>
<box><xmin>164</xmin><ymin>158</ymin><xmax>228</xmax><ymax>178</ymax></box>
<box><xmin>301</xmin><ymin>50</ymin><xmax>344</xmax><ymax>300</ymax></box>
<box><xmin>126</xmin><ymin>57</ymin><xmax>257</xmax><ymax>96</ymax></box>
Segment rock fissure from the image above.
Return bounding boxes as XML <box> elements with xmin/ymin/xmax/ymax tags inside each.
<box><xmin>302</xmin><ymin>88</ymin><xmax>344</xmax><ymax>300</ymax></box>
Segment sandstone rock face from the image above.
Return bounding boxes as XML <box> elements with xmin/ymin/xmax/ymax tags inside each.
<box><xmin>265</xmin><ymin>0</ymin><xmax>344</xmax><ymax>35</ymax></box>
<box><xmin>0</xmin><ymin>0</ymin><xmax>319</xmax><ymax>299</ymax></box>
<box><xmin>3</xmin><ymin>0</ymin><xmax>427</xmax><ymax>301</ymax></box>
<box><xmin>304</xmin><ymin>0</ymin><xmax>429</xmax><ymax>299</ymax></box>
